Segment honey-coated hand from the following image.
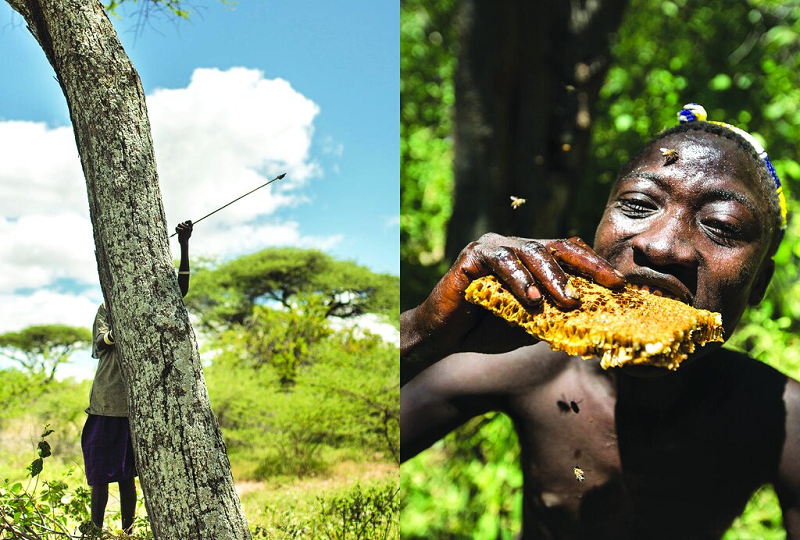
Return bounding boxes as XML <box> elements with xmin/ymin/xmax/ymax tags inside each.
<box><xmin>401</xmin><ymin>233</ymin><xmax>626</xmax><ymax>379</ymax></box>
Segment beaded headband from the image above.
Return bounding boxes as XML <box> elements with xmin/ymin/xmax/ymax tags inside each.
<box><xmin>677</xmin><ymin>103</ymin><xmax>788</xmax><ymax>232</ymax></box>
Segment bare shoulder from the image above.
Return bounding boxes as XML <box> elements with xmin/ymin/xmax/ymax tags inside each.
<box><xmin>762</xmin><ymin>357</ymin><xmax>800</xmax><ymax>529</ymax></box>
<box><xmin>712</xmin><ymin>348</ymin><xmax>800</xmax><ymax>468</ymax></box>
<box><xmin>415</xmin><ymin>341</ymin><xmax>573</xmax><ymax>402</ymax></box>
<box><xmin>778</xmin><ymin>366</ymin><xmax>800</xmax><ymax>477</ymax></box>
<box><xmin>710</xmin><ymin>348</ymin><xmax>791</xmax><ymax>418</ymax></box>
<box><xmin>782</xmin><ymin>369</ymin><xmax>800</xmax><ymax>412</ymax></box>
<box><xmin>478</xmin><ymin>341</ymin><xmax>575</xmax><ymax>396</ymax></box>
<box><xmin>713</xmin><ymin>347</ymin><xmax>789</xmax><ymax>385</ymax></box>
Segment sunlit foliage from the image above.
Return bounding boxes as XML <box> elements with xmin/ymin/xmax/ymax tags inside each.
<box><xmin>401</xmin><ymin>0</ymin><xmax>800</xmax><ymax>537</ymax></box>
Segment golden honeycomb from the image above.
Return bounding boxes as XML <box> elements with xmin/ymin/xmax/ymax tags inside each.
<box><xmin>464</xmin><ymin>275</ymin><xmax>724</xmax><ymax>370</ymax></box>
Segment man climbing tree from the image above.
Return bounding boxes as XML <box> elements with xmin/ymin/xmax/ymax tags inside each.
<box><xmin>4</xmin><ymin>1</ymin><xmax>251</xmax><ymax>537</ymax></box>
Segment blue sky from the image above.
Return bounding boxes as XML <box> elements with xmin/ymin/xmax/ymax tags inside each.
<box><xmin>0</xmin><ymin>1</ymin><xmax>399</xmax><ymax>348</ymax></box>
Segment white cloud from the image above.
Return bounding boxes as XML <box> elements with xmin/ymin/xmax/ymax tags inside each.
<box><xmin>0</xmin><ymin>67</ymin><xmax>345</xmax><ymax>320</ymax></box>
<box><xmin>175</xmin><ymin>220</ymin><xmax>343</xmax><ymax>259</ymax></box>
<box><xmin>0</xmin><ymin>121</ymin><xmax>87</xmax><ymax>218</ymax></box>
<box><xmin>328</xmin><ymin>313</ymin><xmax>399</xmax><ymax>346</ymax></box>
<box><xmin>150</xmin><ymin>67</ymin><xmax>323</xmax><ymax>230</ymax></box>
<box><xmin>321</xmin><ymin>135</ymin><xmax>345</xmax><ymax>158</ymax></box>
<box><xmin>0</xmin><ymin>290</ymin><xmax>100</xmax><ymax>333</ymax></box>
<box><xmin>0</xmin><ymin>213</ymin><xmax>97</xmax><ymax>293</ymax></box>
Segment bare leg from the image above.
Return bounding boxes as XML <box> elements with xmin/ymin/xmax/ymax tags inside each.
<box><xmin>90</xmin><ymin>484</ymin><xmax>109</xmax><ymax>529</ymax></box>
<box><xmin>119</xmin><ymin>477</ymin><xmax>137</xmax><ymax>533</ymax></box>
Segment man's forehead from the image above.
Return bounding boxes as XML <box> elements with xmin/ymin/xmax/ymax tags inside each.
<box><xmin>668</xmin><ymin>136</ymin><xmax>723</xmax><ymax>164</ymax></box>
<box><xmin>624</xmin><ymin>131</ymin><xmax>765</xmax><ymax>196</ymax></box>
<box><xmin>654</xmin><ymin>131</ymin><xmax>740</xmax><ymax>162</ymax></box>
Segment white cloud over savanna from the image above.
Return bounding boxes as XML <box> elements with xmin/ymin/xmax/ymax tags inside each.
<box><xmin>0</xmin><ymin>290</ymin><xmax>100</xmax><ymax>334</ymax></box>
<box><xmin>0</xmin><ymin>213</ymin><xmax>96</xmax><ymax>292</ymax></box>
<box><xmin>150</xmin><ymin>68</ymin><xmax>322</xmax><ymax>228</ymax></box>
<box><xmin>0</xmin><ymin>67</ymin><xmax>342</xmax><ymax>332</ymax></box>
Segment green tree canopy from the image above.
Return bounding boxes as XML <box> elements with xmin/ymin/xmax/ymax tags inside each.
<box><xmin>0</xmin><ymin>325</ymin><xmax>92</xmax><ymax>383</ymax></box>
<box><xmin>186</xmin><ymin>248</ymin><xmax>400</xmax><ymax>328</ymax></box>
<box><xmin>401</xmin><ymin>0</ymin><xmax>800</xmax><ymax>537</ymax></box>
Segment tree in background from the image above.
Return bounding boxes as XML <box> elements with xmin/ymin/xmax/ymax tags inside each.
<box><xmin>445</xmin><ymin>0</ymin><xmax>627</xmax><ymax>261</ymax></box>
<box><xmin>186</xmin><ymin>248</ymin><xmax>400</xmax><ymax>330</ymax></box>
<box><xmin>401</xmin><ymin>0</ymin><xmax>628</xmax><ymax>309</ymax></box>
<box><xmin>0</xmin><ymin>325</ymin><xmax>91</xmax><ymax>383</ymax></box>
<box><xmin>186</xmin><ymin>247</ymin><xmax>399</xmax><ymax>386</ymax></box>
<box><xmin>5</xmin><ymin>0</ymin><xmax>250</xmax><ymax>537</ymax></box>
<box><xmin>401</xmin><ymin>0</ymin><xmax>800</xmax><ymax>537</ymax></box>
<box><xmin>0</xmin><ymin>248</ymin><xmax>400</xmax><ymax>536</ymax></box>
<box><xmin>208</xmin><ymin>330</ymin><xmax>400</xmax><ymax>478</ymax></box>
<box><xmin>400</xmin><ymin>0</ymin><xmax>459</xmax><ymax>308</ymax></box>
<box><xmin>197</xmin><ymin>251</ymin><xmax>401</xmax><ymax>476</ymax></box>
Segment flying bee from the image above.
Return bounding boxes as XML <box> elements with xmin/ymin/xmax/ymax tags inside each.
<box><xmin>660</xmin><ymin>147</ymin><xmax>679</xmax><ymax>165</ymax></box>
<box><xmin>510</xmin><ymin>196</ymin><xmax>526</xmax><ymax>209</ymax></box>
<box><xmin>573</xmin><ymin>463</ymin><xmax>585</xmax><ymax>482</ymax></box>
<box><xmin>557</xmin><ymin>394</ymin><xmax>582</xmax><ymax>414</ymax></box>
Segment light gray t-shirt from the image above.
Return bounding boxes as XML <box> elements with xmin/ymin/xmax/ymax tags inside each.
<box><xmin>85</xmin><ymin>304</ymin><xmax>128</xmax><ymax>417</ymax></box>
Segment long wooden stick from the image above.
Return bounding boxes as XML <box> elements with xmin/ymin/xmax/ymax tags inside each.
<box><xmin>169</xmin><ymin>173</ymin><xmax>286</xmax><ymax>237</ymax></box>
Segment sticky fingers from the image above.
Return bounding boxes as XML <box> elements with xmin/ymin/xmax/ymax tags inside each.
<box><xmin>548</xmin><ymin>238</ymin><xmax>625</xmax><ymax>289</ymax></box>
<box><xmin>474</xmin><ymin>244</ymin><xmax>540</xmax><ymax>306</ymax></box>
<box><xmin>517</xmin><ymin>241</ymin><xmax>581</xmax><ymax>309</ymax></box>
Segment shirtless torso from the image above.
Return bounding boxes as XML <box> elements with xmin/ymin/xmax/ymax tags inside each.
<box><xmin>401</xmin><ymin>128</ymin><xmax>800</xmax><ymax>538</ymax></box>
<box><xmin>402</xmin><ymin>343</ymin><xmax>800</xmax><ymax>538</ymax></box>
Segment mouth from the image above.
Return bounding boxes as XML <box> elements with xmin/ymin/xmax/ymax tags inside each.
<box><xmin>624</xmin><ymin>270</ymin><xmax>695</xmax><ymax>306</ymax></box>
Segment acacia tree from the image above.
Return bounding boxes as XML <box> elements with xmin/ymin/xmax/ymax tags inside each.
<box><xmin>186</xmin><ymin>247</ymin><xmax>400</xmax><ymax>327</ymax></box>
<box><xmin>5</xmin><ymin>1</ymin><xmax>251</xmax><ymax>537</ymax></box>
<box><xmin>0</xmin><ymin>324</ymin><xmax>91</xmax><ymax>382</ymax></box>
<box><xmin>187</xmin><ymin>248</ymin><xmax>399</xmax><ymax>385</ymax></box>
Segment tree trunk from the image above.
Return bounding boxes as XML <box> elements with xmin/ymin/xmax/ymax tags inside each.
<box><xmin>6</xmin><ymin>1</ymin><xmax>251</xmax><ymax>537</ymax></box>
<box><xmin>445</xmin><ymin>0</ymin><xmax>627</xmax><ymax>261</ymax></box>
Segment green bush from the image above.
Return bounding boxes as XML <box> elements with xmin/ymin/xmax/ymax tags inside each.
<box><xmin>251</xmin><ymin>482</ymin><xmax>400</xmax><ymax>540</ymax></box>
<box><xmin>0</xmin><ymin>426</ymin><xmax>152</xmax><ymax>539</ymax></box>
<box><xmin>206</xmin><ymin>327</ymin><xmax>399</xmax><ymax>480</ymax></box>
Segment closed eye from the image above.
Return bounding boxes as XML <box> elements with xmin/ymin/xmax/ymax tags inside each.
<box><xmin>616</xmin><ymin>197</ymin><xmax>658</xmax><ymax>218</ymax></box>
<box><xmin>702</xmin><ymin>220</ymin><xmax>745</xmax><ymax>246</ymax></box>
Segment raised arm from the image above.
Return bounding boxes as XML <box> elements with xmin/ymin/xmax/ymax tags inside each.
<box><xmin>401</xmin><ymin>233</ymin><xmax>624</xmax><ymax>385</ymax></box>
<box><xmin>175</xmin><ymin>220</ymin><xmax>193</xmax><ymax>297</ymax></box>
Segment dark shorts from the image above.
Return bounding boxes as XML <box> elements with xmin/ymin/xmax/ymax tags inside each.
<box><xmin>81</xmin><ymin>414</ymin><xmax>137</xmax><ymax>486</ymax></box>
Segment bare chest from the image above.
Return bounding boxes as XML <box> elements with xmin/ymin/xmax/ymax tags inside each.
<box><xmin>507</xmin><ymin>378</ymin><xmax>776</xmax><ymax>538</ymax></box>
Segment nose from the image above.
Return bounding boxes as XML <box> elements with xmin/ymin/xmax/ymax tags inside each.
<box><xmin>631</xmin><ymin>213</ymin><xmax>697</xmax><ymax>269</ymax></box>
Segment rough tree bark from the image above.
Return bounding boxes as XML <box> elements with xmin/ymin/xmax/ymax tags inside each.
<box><xmin>445</xmin><ymin>0</ymin><xmax>628</xmax><ymax>261</ymax></box>
<box><xmin>6</xmin><ymin>1</ymin><xmax>251</xmax><ymax>537</ymax></box>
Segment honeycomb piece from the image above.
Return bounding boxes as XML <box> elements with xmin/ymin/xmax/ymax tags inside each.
<box><xmin>464</xmin><ymin>275</ymin><xmax>724</xmax><ymax>370</ymax></box>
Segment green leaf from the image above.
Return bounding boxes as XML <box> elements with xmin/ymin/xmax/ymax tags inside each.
<box><xmin>38</xmin><ymin>440</ymin><xmax>52</xmax><ymax>458</ymax></box>
<box><xmin>614</xmin><ymin>114</ymin><xmax>634</xmax><ymax>131</ymax></box>
<box><xmin>28</xmin><ymin>457</ymin><xmax>43</xmax><ymax>478</ymax></box>
<box><xmin>709</xmin><ymin>73</ymin><xmax>732</xmax><ymax>91</ymax></box>
<box><xmin>661</xmin><ymin>1</ymin><xmax>679</xmax><ymax>17</ymax></box>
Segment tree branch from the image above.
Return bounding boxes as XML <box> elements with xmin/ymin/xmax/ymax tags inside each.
<box><xmin>5</xmin><ymin>0</ymin><xmax>32</xmax><ymax>21</ymax></box>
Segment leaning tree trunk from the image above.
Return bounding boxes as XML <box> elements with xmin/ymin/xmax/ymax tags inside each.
<box><xmin>6</xmin><ymin>1</ymin><xmax>251</xmax><ymax>537</ymax></box>
<box><xmin>445</xmin><ymin>0</ymin><xmax>628</xmax><ymax>261</ymax></box>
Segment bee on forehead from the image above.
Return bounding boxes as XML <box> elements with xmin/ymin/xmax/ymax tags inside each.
<box><xmin>510</xmin><ymin>196</ymin><xmax>526</xmax><ymax>209</ymax></box>
<box><xmin>573</xmin><ymin>463</ymin><xmax>585</xmax><ymax>482</ymax></box>
<box><xmin>660</xmin><ymin>147</ymin><xmax>679</xmax><ymax>165</ymax></box>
